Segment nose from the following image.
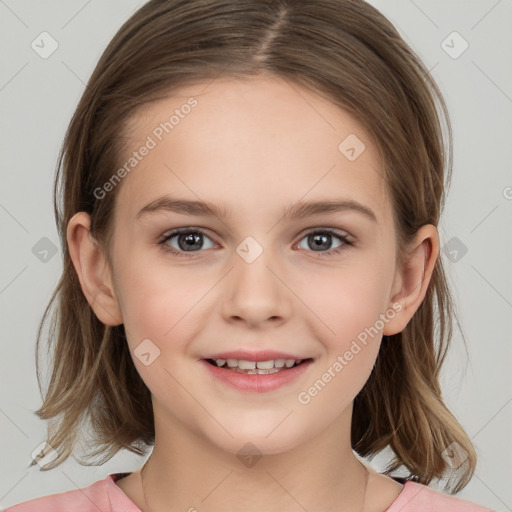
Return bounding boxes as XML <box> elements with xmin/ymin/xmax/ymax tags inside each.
<box><xmin>220</xmin><ymin>243</ymin><xmax>293</xmax><ymax>329</ymax></box>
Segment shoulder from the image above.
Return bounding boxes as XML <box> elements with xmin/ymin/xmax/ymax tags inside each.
<box><xmin>2</xmin><ymin>473</ymin><xmax>140</xmax><ymax>512</ymax></box>
<box><xmin>386</xmin><ymin>480</ymin><xmax>496</xmax><ymax>512</ymax></box>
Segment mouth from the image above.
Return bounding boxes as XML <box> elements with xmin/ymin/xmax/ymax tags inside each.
<box><xmin>203</xmin><ymin>357</ymin><xmax>313</xmax><ymax>375</ymax></box>
<box><xmin>201</xmin><ymin>354</ymin><xmax>315</xmax><ymax>393</ymax></box>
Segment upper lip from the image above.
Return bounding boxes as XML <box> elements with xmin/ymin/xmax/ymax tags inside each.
<box><xmin>201</xmin><ymin>350</ymin><xmax>312</xmax><ymax>362</ymax></box>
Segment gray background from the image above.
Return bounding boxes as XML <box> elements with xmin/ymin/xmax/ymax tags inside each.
<box><xmin>1</xmin><ymin>0</ymin><xmax>511</xmax><ymax>510</ymax></box>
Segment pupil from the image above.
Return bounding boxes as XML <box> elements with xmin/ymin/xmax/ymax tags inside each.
<box><xmin>179</xmin><ymin>232</ymin><xmax>202</xmax><ymax>251</ymax></box>
<box><xmin>310</xmin><ymin>233</ymin><xmax>331</xmax><ymax>251</ymax></box>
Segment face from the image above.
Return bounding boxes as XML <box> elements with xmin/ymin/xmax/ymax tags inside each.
<box><xmin>100</xmin><ymin>75</ymin><xmax>404</xmax><ymax>456</ymax></box>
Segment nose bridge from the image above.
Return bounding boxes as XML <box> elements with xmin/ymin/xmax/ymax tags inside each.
<box><xmin>221</xmin><ymin>234</ymin><xmax>291</xmax><ymax>325</ymax></box>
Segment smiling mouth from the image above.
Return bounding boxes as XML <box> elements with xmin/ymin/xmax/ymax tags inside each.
<box><xmin>204</xmin><ymin>358</ymin><xmax>313</xmax><ymax>374</ymax></box>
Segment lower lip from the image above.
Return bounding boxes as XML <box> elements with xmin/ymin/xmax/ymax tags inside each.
<box><xmin>201</xmin><ymin>359</ymin><xmax>313</xmax><ymax>393</ymax></box>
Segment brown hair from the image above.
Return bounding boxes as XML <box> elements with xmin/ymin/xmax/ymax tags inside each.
<box><xmin>31</xmin><ymin>0</ymin><xmax>477</xmax><ymax>493</ymax></box>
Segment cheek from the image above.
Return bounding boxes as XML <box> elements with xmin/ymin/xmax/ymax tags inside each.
<box><xmin>297</xmin><ymin>257</ymin><xmax>393</xmax><ymax>345</ymax></box>
<box><xmin>114</xmin><ymin>259</ymin><xmax>212</xmax><ymax>401</ymax></box>
<box><xmin>293</xmin><ymin>264</ymin><xmax>390</xmax><ymax>418</ymax></box>
<box><xmin>115</xmin><ymin>251</ymin><xmax>220</xmax><ymax>365</ymax></box>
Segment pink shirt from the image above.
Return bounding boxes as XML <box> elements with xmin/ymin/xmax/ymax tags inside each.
<box><xmin>3</xmin><ymin>473</ymin><xmax>496</xmax><ymax>511</ymax></box>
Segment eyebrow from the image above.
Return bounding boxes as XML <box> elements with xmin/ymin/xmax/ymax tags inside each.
<box><xmin>136</xmin><ymin>195</ymin><xmax>377</xmax><ymax>223</ymax></box>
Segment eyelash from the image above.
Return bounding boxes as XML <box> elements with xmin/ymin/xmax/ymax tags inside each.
<box><xmin>158</xmin><ymin>227</ymin><xmax>353</xmax><ymax>258</ymax></box>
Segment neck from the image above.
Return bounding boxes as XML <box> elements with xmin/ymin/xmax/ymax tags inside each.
<box><xmin>138</xmin><ymin>402</ymin><xmax>370</xmax><ymax>512</ymax></box>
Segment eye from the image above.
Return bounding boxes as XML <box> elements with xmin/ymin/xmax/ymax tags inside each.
<box><xmin>159</xmin><ymin>228</ymin><xmax>216</xmax><ymax>257</ymax></box>
<box><xmin>296</xmin><ymin>229</ymin><xmax>352</xmax><ymax>255</ymax></box>
<box><xmin>158</xmin><ymin>227</ymin><xmax>353</xmax><ymax>259</ymax></box>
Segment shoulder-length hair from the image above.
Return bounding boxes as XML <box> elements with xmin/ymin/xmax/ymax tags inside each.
<box><xmin>32</xmin><ymin>0</ymin><xmax>476</xmax><ymax>493</ymax></box>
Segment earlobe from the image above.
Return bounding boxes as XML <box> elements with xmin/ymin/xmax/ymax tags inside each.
<box><xmin>66</xmin><ymin>211</ymin><xmax>123</xmax><ymax>326</ymax></box>
<box><xmin>383</xmin><ymin>224</ymin><xmax>439</xmax><ymax>336</ymax></box>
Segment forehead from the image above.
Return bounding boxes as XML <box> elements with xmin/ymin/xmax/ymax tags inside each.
<box><xmin>114</xmin><ymin>75</ymin><xmax>390</xmax><ymax>224</ymax></box>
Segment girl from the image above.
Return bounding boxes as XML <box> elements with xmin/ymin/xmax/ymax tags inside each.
<box><xmin>5</xmin><ymin>0</ymin><xmax>495</xmax><ymax>511</ymax></box>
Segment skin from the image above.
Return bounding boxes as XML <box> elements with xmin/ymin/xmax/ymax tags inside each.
<box><xmin>67</xmin><ymin>74</ymin><xmax>439</xmax><ymax>512</ymax></box>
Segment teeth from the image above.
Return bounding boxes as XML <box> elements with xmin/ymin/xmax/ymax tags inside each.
<box><xmin>238</xmin><ymin>360</ymin><xmax>256</xmax><ymax>370</ymax></box>
<box><xmin>212</xmin><ymin>358</ymin><xmax>302</xmax><ymax>370</ymax></box>
<box><xmin>256</xmin><ymin>360</ymin><xmax>274</xmax><ymax>370</ymax></box>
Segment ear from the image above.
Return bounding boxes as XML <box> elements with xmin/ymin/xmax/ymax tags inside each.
<box><xmin>383</xmin><ymin>224</ymin><xmax>439</xmax><ymax>335</ymax></box>
<box><xmin>67</xmin><ymin>211</ymin><xmax>123</xmax><ymax>326</ymax></box>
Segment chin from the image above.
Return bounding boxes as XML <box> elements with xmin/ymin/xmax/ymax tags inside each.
<box><xmin>202</xmin><ymin>417</ymin><xmax>310</xmax><ymax>458</ymax></box>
